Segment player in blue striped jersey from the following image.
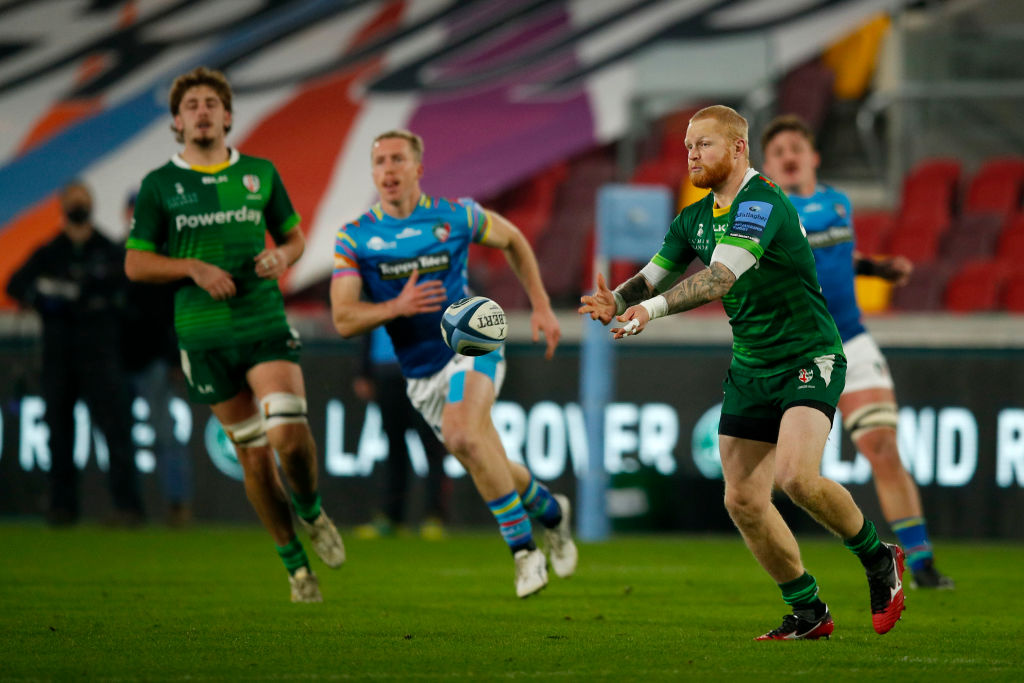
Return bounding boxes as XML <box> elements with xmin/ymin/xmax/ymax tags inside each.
<box><xmin>761</xmin><ymin>115</ymin><xmax>952</xmax><ymax>590</ymax></box>
<box><xmin>330</xmin><ymin>130</ymin><xmax>577</xmax><ymax>598</ymax></box>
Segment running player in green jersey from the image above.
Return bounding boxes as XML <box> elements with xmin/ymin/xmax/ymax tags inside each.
<box><xmin>125</xmin><ymin>67</ymin><xmax>344</xmax><ymax>602</ymax></box>
<box><xmin>579</xmin><ymin>105</ymin><xmax>906</xmax><ymax>640</ymax></box>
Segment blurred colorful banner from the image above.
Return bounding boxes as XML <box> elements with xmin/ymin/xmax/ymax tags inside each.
<box><xmin>0</xmin><ymin>0</ymin><xmax>901</xmax><ymax>304</ymax></box>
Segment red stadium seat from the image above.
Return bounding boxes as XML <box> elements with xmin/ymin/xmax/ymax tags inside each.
<box><xmin>964</xmin><ymin>157</ymin><xmax>1024</xmax><ymax>218</ymax></box>
<box><xmin>996</xmin><ymin>214</ymin><xmax>1024</xmax><ymax>266</ymax></box>
<box><xmin>889</xmin><ymin>262</ymin><xmax>956</xmax><ymax>311</ymax></box>
<box><xmin>943</xmin><ymin>259</ymin><xmax>1012</xmax><ymax>313</ymax></box>
<box><xmin>938</xmin><ymin>214</ymin><xmax>1003</xmax><ymax>264</ymax></box>
<box><xmin>1000</xmin><ymin>271</ymin><xmax>1024</xmax><ymax>312</ymax></box>
<box><xmin>900</xmin><ymin>158</ymin><xmax>961</xmax><ymax>226</ymax></box>
<box><xmin>884</xmin><ymin>213</ymin><xmax>949</xmax><ymax>263</ymax></box>
<box><xmin>631</xmin><ymin>158</ymin><xmax>687</xmax><ymax>194</ymax></box>
<box><xmin>778</xmin><ymin>59</ymin><xmax>836</xmax><ymax>134</ymax></box>
<box><xmin>853</xmin><ymin>210</ymin><xmax>892</xmax><ymax>255</ymax></box>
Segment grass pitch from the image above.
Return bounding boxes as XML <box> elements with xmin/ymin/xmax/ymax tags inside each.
<box><xmin>1</xmin><ymin>523</ymin><xmax>1021</xmax><ymax>681</ymax></box>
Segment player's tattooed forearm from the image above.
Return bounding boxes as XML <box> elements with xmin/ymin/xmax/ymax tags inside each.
<box><xmin>663</xmin><ymin>263</ymin><xmax>735</xmax><ymax>314</ymax></box>
<box><xmin>615</xmin><ymin>274</ymin><xmax>656</xmax><ymax>307</ymax></box>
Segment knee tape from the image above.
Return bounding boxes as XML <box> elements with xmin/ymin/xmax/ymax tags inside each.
<box><xmin>260</xmin><ymin>392</ymin><xmax>308</xmax><ymax>430</ymax></box>
<box><xmin>843</xmin><ymin>402</ymin><xmax>899</xmax><ymax>442</ymax></box>
<box><xmin>223</xmin><ymin>414</ymin><xmax>268</xmax><ymax>448</ymax></box>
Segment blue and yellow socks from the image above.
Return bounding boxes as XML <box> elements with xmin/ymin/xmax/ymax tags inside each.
<box><xmin>891</xmin><ymin>516</ymin><xmax>934</xmax><ymax>572</ymax></box>
<box><xmin>487</xmin><ymin>490</ymin><xmax>535</xmax><ymax>554</ymax></box>
<box><xmin>276</xmin><ymin>537</ymin><xmax>310</xmax><ymax>575</ymax></box>
<box><xmin>844</xmin><ymin>519</ymin><xmax>891</xmax><ymax>574</ymax></box>
<box><xmin>520</xmin><ymin>477</ymin><xmax>562</xmax><ymax>529</ymax></box>
<box><xmin>291</xmin><ymin>491</ymin><xmax>322</xmax><ymax>523</ymax></box>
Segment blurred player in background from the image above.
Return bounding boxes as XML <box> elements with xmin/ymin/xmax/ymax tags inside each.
<box><xmin>761</xmin><ymin>114</ymin><xmax>953</xmax><ymax>589</ymax></box>
<box><xmin>7</xmin><ymin>180</ymin><xmax>143</xmax><ymax>527</ymax></box>
<box><xmin>124</xmin><ymin>66</ymin><xmax>344</xmax><ymax>602</ymax></box>
<box><xmin>353</xmin><ymin>326</ymin><xmax>449</xmax><ymax>539</ymax></box>
<box><xmin>121</xmin><ymin>190</ymin><xmax>193</xmax><ymax>527</ymax></box>
<box><xmin>580</xmin><ymin>105</ymin><xmax>905</xmax><ymax>639</ymax></box>
<box><xmin>331</xmin><ymin>130</ymin><xmax>577</xmax><ymax>598</ymax></box>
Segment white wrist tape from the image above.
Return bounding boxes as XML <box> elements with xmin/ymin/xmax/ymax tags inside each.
<box><xmin>612</xmin><ymin>290</ymin><xmax>627</xmax><ymax>316</ymax></box>
<box><xmin>640</xmin><ymin>295</ymin><xmax>668</xmax><ymax>321</ymax></box>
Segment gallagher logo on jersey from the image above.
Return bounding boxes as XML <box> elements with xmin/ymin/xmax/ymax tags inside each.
<box><xmin>433</xmin><ymin>222</ymin><xmax>451</xmax><ymax>242</ymax></box>
<box><xmin>733</xmin><ymin>201</ymin><xmax>773</xmax><ymax>242</ymax></box>
<box><xmin>243</xmin><ymin>174</ymin><xmax>261</xmax><ymax>193</ymax></box>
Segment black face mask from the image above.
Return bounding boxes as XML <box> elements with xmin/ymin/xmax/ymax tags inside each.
<box><xmin>65</xmin><ymin>205</ymin><xmax>91</xmax><ymax>224</ymax></box>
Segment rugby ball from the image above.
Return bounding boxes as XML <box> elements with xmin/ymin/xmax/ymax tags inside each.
<box><xmin>440</xmin><ymin>296</ymin><xmax>507</xmax><ymax>356</ymax></box>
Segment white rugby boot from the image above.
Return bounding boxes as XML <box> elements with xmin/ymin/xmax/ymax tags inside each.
<box><xmin>544</xmin><ymin>494</ymin><xmax>578</xmax><ymax>578</ymax></box>
<box><xmin>514</xmin><ymin>548</ymin><xmax>548</xmax><ymax>598</ymax></box>
<box><xmin>289</xmin><ymin>566</ymin><xmax>323</xmax><ymax>603</ymax></box>
<box><xmin>299</xmin><ymin>511</ymin><xmax>346</xmax><ymax>568</ymax></box>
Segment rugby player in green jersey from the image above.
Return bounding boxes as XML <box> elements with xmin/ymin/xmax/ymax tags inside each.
<box><xmin>580</xmin><ymin>105</ymin><xmax>906</xmax><ymax>639</ymax></box>
<box><xmin>125</xmin><ymin>67</ymin><xmax>344</xmax><ymax>602</ymax></box>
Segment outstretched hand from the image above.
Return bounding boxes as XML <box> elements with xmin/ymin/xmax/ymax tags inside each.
<box><xmin>610</xmin><ymin>305</ymin><xmax>651</xmax><ymax>340</ymax></box>
<box><xmin>578</xmin><ymin>272</ymin><xmax>617</xmax><ymax>325</ymax></box>
<box><xmin>392</xmin><ymin>269</ymin><xmax>448</xmax><ymax>317</ymax></box>
<box><xmin>531</xmin><ymin>306</ymin><xmax>561</xmax><ymax>360</ymax></box>
<box><xmin>884</xmin><ymin>256</ymin><xmax>913</xmax><ymax>287</ymax></box>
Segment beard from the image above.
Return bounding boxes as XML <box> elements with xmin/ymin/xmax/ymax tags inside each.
<box><xmin>193</xmin><ymin>135</ymin><xmax>215</xmax><ymax>149</ymax></box>
<box><xmin>690</xmin><ymin>155</ymin><xmax>734</xmax><ymax>189</ymax></box>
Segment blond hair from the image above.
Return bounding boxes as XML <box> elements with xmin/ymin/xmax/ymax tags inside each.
<box><xmin>168</xmin><ymin>67</ymin><xmax>233</xmax><ymax>143</ymax></box>
<box><xmin>372</xmin><ymin>129</ymin><xmax>424</xmax><ymax>162</ymax></box>
<box><xmin>691</xmin><ymin>105</ymin><xmax>749</xmax><ymax>156</ymax></box>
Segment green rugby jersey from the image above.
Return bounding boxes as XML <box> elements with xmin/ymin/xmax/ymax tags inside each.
<box><xmin>652</xmin><ymin>169</ymin><xmax>843</xmax><ymax>374</ymax></box>
<box><xmin>127</xmin><ymin>149</ymin><xmax>299</xmax><ymax>351</ymax></box>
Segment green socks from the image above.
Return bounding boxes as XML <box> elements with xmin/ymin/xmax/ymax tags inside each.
<box><xmin>780</xmin><ymin>572</ymin><xmax>826</xmax><ymax>619</ymax></box>
<box><xmin>276</xmin><ymin>537</ymin><xmax>309</xmax><ymax>575</ymax></box>
<box><xmin>844</xmin><ymin>519</ymin><xmax>890</xmax><ymax>573</ymax></box>
<box><xmin>291</xmin><ymin>491</ymin><xmax>322</xmax><ymax>523</ymax></box>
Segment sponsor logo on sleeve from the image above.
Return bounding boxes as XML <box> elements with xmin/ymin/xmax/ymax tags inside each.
<box><xmin>731</xmin><ymin>200</ymin><xmax>773</xmax><ymax>242</ymax></box>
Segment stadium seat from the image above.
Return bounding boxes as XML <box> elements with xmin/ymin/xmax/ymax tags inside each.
<box><xmin>631</xmin><ymin>158</ymin><xmax>687</xmax><ymax>194</ymax></box>
<box><xmin>900</xmin><ymin>158</ymin><xmax>961</xmax><ymax>226</ymax></box>
<box><xmin>1000</xmin><ymin>271</ymin><xmax>1024</xmax><ymax>312</ymax></box>
<box><xmin>943</xmin><ymin>259</ymin><xmax>1011</xmax><ymax>313</ymax></box>
<box><xmin>888</xmin><ymin>262</ymin><xmax>955</xmax><ymax>311</ymax></box>
<box><xmin>884</xmin><ymin>213</ymin><xmax>949</xmax><ymax>263</ymax></box>
<box><xmin>938</xmin><ymin>214</ymin><xmax>1003</xmax><ymax>264</ymax></box>
<box><xmin>853</xmin><ymin>210</ymin><xmax>892</xmax><ymax>255</ymax></box>
<box><xmin>539</xmin><ymin>150</ymin><xmax>617</xmax><ymax>303</ymax></box>
<box><xmin>996</xmin><ymin>214</ymin><xmax>1024</xmax><ymax>265</ymax></box>
<box><xmin>964</xmin><ymin>157</ymin><xmax>1024</xmax><ymax>218</ymax></box>
<box><xmin>778</xmin><ymin>59</ymin><xmax>836</xmax><ymax>134</ymax></box>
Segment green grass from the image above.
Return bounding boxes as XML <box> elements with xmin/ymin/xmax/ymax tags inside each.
<box><xmin>1</xmin><ymin>524</ymin><xmax>1021</xmax><ymax>681</ymax></box>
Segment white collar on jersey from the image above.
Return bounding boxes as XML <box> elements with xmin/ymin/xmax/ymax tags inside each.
<box><xmin>170</xmin><ymin>147</ymin><xmax>240</xmax><ymax>170</ymax></box>
<box><xmin>739</xmin><ymin>166</ymin><xmax>760</xmax><ymax>190</ymax></box>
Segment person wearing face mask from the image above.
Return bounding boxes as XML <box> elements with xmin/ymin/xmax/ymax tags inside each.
<box><xmin>7</xmin><ymin>180</ymin><xmax>144</xmax><ymax>526</ymax></box>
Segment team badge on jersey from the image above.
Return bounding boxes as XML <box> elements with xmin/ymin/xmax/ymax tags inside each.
<box><xmin>798</xmin><ymin>368</ymin><xmax>813</xmax><ymax>384</ymax></box>
<box><xmin>433</xmin><ymin>222</ymin><xmax>451</xmax><ymax>242</ymax></box>
<box><xmin>243</xmin><ymin>174</ymin><xmax>261</xmax><ymax>193</ymax></box>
